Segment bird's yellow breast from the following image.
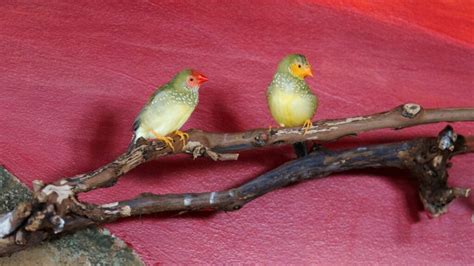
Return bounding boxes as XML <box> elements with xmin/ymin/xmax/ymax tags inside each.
<box><xmin>268</xmin><ymin>89</ymin><xmax>315</xmax><ymax>127</ymax></box>
<box><xmin>137</xmin><ymin>103</ymin><xmax>194</xmax><ymax>139</ymax></box>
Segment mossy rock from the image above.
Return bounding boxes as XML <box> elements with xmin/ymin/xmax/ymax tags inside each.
<box><xmin>0</xmin><ymin>166</ymin><xmax>143</xmax><ymax>266</ymax></box>
<box><xmin>0</xmin><ymin>167</ymin><xmax>32</xmax><ymax>214</ymax></box>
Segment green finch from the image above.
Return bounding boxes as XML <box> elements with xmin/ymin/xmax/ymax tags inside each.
<box><xmin>130</xmin><ymin>69</ymin><xmax>208</xmax><ymax>151</ymax></box>
<box><xmin>267</xmin><ymin>54</ymin><xmax>318</xmax><ymax>157</ymax></box>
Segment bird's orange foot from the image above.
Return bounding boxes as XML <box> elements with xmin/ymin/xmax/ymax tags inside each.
<box><xmin>302</xmin><ymin>119</ymin><xmax>313</xmax><ymax>135</ymax></box>
<box><xmin>173</xmin><ymin>130</ymin><xmax>189</xmax><ymax>146</ymax></box>
<box><xmin>151</xmin><ymin>130</ymin><xmax>175</xmax><ymax>151</ymax></box>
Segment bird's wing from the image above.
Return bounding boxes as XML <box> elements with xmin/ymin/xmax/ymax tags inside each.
<box><xmin>132</xmin><ymin>84</ymin><xmax>172</xmax><ymax>132</ymax></box>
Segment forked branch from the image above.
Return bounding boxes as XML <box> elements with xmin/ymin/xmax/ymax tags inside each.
<box><xmin>0</xmin><ymin>104</ymin><xmax>473</xmax><ymax>257</ymax></box>
<box><xmin>0</xmin><ymin>126</ymin><xmax>472</xmax><ymax>256</ymax></box>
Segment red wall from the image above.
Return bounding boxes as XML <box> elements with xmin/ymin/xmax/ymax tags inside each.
<box><xmin>1</xmin><ymin>1</ymin><xmax>473</xmax><ymax>264</ymax></box>
<box><xmin>314</xmin><ymin>0</ymin><xmax>474</xmax><ymax>45</ymax></box>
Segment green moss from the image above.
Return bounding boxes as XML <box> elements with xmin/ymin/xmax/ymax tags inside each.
<box><xmin>0</xmin><ymin>167</ymin><xmax>32</xmax><ymax>213</ymax></box>
<box><xmin>53</xmin><ymin>228</ymin><xmax>143</xmax><ymax>266</ymax></box>
<box><xmin>0</xmin><ymin>166</ymin><xmax>143</xmax><ymax>265</ymax></box>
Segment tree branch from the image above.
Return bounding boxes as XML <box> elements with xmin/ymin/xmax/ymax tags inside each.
<box><xmin>0</xmin><ymin>126</ymin><xmax>472</xmax><ymax>257</ymax></box>
<box><xmin>54</xmin><ymin>104</ymin><xmax>474</xmax><ymax>193</ymax></box>
<box><xmin>77</xmin><ymin>126</ymin><xmax>472</xmax><ymax>221</ymax></box>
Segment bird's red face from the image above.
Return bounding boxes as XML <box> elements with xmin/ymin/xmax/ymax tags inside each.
<box><xmin>186</xmin><ymin>70</ymin><xmax>208</xmax><ymax>88</ymax></box>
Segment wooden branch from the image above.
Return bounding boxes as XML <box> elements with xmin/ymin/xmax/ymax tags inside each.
<box><xmin>53</xmin><ymin>104</ymin><xmax>474</xmax><ymax>193</ymax></box>
<box><xmin>0</xmin><ymin>126</ymin><xmax>471</xmax><ymax>257</ymax></box>
<box><xmin>189</xmin><ymin>104</ymin><xmax>474</xmax><ymax>152</ymax></box>
<box><xmin>77</xmin><ymin>126</ymin><xmax>473</xmax><ymax>220</ymax></box>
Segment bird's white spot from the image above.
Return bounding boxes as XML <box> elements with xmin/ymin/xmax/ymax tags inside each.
<box><xmin>209</xmin><ymin>192</ymin><xmax>217</xmax><ymax>205</ymax></box>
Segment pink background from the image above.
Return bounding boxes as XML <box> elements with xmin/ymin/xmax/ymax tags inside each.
<box><xmin>1</xmin><ymin>1</ymin><xmax>473</xmax><ymax>264</ymax></box>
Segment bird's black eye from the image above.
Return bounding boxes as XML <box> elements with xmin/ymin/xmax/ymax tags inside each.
<box><xmin>190</xmin><ymin>78</ymin><xmax>194</xmax><ymax>82</ymax></box>
<box><xmin>298</xmin><ymin>64</ymin><xmax>301</xmax><ymax>68</ymax></box>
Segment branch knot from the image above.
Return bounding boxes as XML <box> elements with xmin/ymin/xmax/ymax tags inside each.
<box><xmin>401</xmin><ymin>103</ymin><xmax>422</xmax><ymax>118</ymax></box>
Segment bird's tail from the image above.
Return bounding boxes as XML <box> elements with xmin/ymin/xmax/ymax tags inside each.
<box><xmin>292</xmin><ymin>141</ymin><xmax>308</xmax><ymax>158</ymax></box>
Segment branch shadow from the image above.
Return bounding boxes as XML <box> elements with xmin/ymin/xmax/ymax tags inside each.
<box><xmin>70</xmin><ymin>102</ymin><xmax>124</xmax><ymax>175</ymax></box>
<box><xmin>457</xmin><ymin>197</ymin><xmax>474</xmax><ymax>214</ymax></box>
<box><xmin>264</xmin><ymin>167</ymin><xmax>422</xmax><ymax>224</ymax></box>
<box><xmin>193</xmin><ymin>85</ymin><xmax>245</xmax><ymax>132</ymax></box>
<box><xmin>130</xmin><ymin>147</ymin><xmax>293</xmax><ymax>189</ymax></box>
<box><xmin>117</xmin><ymin>209</ymin><xmax>220</xmax><ymax>224</ymax></box>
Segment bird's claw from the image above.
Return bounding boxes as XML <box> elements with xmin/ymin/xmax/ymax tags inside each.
<box><xmin>302</xmin><ymin>119</ymin><xmax>313</xmax><ymax>135</ymax></box>
<box><xmin>160</xmin><ymin>136</ymin><xmax>175</xmax><ymax>151</ymax></box>
<box><xmin>151</xmin><ymin>130</ymin><xmax>175</xmax><ymax>151</ymax></box>
<box><xmin>173</xmin><ymin>130</ymin><xmax>189</xmax><ymax>146</ymax></box>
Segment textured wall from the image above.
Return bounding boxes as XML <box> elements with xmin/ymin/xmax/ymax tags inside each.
<box><xmin>0</xmin><ymin>1</ymin><xmax>473</xmax><ymax>264</ymax></box>
<box><xmin>314</xmin><ymin>0</ymin><xmax>473</xmax><ymax>45</ymax></box>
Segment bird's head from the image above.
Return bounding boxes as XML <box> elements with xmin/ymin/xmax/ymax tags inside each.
<box><xmin>174</xmin><ymin>69</ymin><xmax>208</xmax><ymax>90</ymax></box>
<box><xmin>277</xmin><ymin>54</ymin><xmax>313</xmax><ymax>80</ymax></box>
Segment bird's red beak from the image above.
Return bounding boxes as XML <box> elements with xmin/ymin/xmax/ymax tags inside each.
<box><xmin>197</xmin><ymin>73</ymin><xmax>208</xmax><ymax>85</ymax></box>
